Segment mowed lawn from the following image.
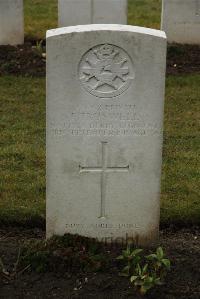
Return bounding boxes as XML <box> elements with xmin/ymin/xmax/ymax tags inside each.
<box><xmin>0</xmin><ymin>75</ymin><xmax>199</xmax><ymax>225</ymax></box>
<box><xmin>0</xmin><ymin>0</ymin><xmax>199</xmax><ymax>226</ymax></box>
<box><xmin>0</xmin><ymin>77</ymin><xmax>46</xmax><ymax>224</ymax></box>
<box><xmin>24</xmin><ymin>0</ymin><xmax>162</xmax><ymax>40</ymax></box>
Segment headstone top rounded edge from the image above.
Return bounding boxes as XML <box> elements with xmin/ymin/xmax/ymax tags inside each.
<box><xmin>46</xmin><ymin>24</ymin><xmax>166</xmax><ymax>40</ymax></box>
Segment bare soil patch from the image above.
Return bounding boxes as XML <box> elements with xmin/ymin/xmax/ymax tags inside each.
<box><xmin>167</xmin><ymin>44</ymin><xmax>200</xmax><ymax>75</ymax></box>
<box><xmin>0</xmin><ymin>42</ymin><xmax>199</xmax><ymax>77</ymax></box>
<box><xmin>0</xmin><ymin>227</ymin><xmax>200</xmax><ymax>299</ymax></box>
<box><xmin>0</xmin><ymin>41</ymin><xmax>45</xmax><ymax>77</ymax></box>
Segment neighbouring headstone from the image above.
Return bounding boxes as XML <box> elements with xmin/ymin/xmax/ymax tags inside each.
<box><xmin>0</xmin><ymin>0</ymin><xmax>24</xmax><ymax>45</ymax></box>
<box><xmin>161</xmin><ymin>0</ymin><xmax>200</xmax><ymax>44</ymax></box>
<box><xmin>46</xmin><ymin>24</ymin><xmax>166</xmax><ymax>245</ymax></box>
<box><xmin>58</xmin><ymin>0</ymin><xmax>127</xmax><ymax>27</ymax></box>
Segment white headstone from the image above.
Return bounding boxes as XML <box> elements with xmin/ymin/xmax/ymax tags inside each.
<box><xmin>58</xmin><ymin>0</ymin><xmax>127</xmax><ymax>27</ymax></box>
<box><xmin>46</xmin><ymin>24</ymin><xmax>166</xmax><ymax>245</ymax></box>
<box><xmin>161</xmin><ymin>0</ymin><xmax>200</xmax><ymax>44</ymax></box>
<box><xmin>0</xmin><ymin>0</ymin><xmax>24</xmax><ymax>45</ymax></box>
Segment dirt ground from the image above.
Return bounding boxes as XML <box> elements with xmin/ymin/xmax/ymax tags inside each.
<box><xmin>0</xmin><ymin>41</ymin><xmax>200</xmax><ymax>77</ymax></box>
<box><xmin>0</xmin><ymin>41</ymin><xmax>199</xmax><ymax>298</ymax></box>
<box><xmin>0</xmin><ymin>227</ymin><xmax>200</xmax><ymax>299</ymax></box>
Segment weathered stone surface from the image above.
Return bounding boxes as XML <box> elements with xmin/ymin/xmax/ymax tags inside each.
<box><xmin>161</xmin><ymin>0</ymin><xmax>200</xmax><ymax>44</ymax></box>
<box><xmin>46</xmin><ymin>25</ymin><xmax>166</xmax><ymax>245</ymax></box>
<box><xmin>58</xmin><ymin>0</ymin><xmax>127</xmax><ymax>27</ymax></box>
<box><xmin>0</xmin><ymin>0</ymin><xmax>24</xmax><ymax>45</ymax></box>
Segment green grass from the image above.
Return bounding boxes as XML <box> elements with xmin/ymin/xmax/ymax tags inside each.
<box><xmin>128</xmin><ymin>0</ymin><xmax>161</xmax><ymax>29</ymax></box>
<box><xmin>1</xmin><ymin>1</ymin><xmax>199</xmax><ymax>227</ymax></box>
<box><xmin>0</xmin><ymin>77</ymin><xmax>45</xmax><ymax>224</ymax></box>
<box><xmin>161</xmin><ymin>75</ymin><xmax>200</xmax><ymax>225</ymax></box>
<box><xmin>0</xmin><ymin>75</ymin><xmax>199</xmax><ymax>226</ymax></box>
<box><xmin>24</xmin><ymin>0</ymin><xmax>57</xmax><ymax>40</ymax></box>
<box><xmin>24</xmin><ymin>0</ymin><xmax>161</xmax><ymax>40</ymax></box>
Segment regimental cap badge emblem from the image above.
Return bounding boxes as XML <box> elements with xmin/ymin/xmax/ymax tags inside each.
<box><xmin>79</xmin><ymin>44</ymin><xmax>135</xmax><ymax>98</ymax></box>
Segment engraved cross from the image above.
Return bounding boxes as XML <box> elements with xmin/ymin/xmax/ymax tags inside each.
<box><xmin>79</xmin><ymin>142</ymin><xmax>129</xmax><ymax>219</ymax></box>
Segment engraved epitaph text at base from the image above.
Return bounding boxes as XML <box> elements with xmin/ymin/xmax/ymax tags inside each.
<box><xmin>46</xmin><ymin>25</ymin><xmax>167</xmax><ymax>245</ymax></box>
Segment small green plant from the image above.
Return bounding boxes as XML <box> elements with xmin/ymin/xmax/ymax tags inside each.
<box><xmin>130</xmin><ymin>263</ymin><xmax>162</xmax><ymax>295</ymax></box>
<box><xmin>34</xmin><ymin>40</ymin><xmax>45</xmax><ymax>57</ymax></box>
<box><xmin>116</xmin><ymin>246</ymin><xmax>143</xmax><ymax>276</ymax></box>
<box><xmin>146</xmin><ymin>246</ymin><xmax>171</xmax><ymax>280</ymax></box>
<box><xmin>117</xmin><ymin>246</ymin><xmax>171</xmax><ymax>295</ymax></box>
